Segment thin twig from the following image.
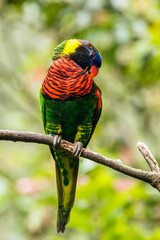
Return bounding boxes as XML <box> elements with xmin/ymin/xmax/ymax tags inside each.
<box><xmin>0</xmin><ymin>130</ymin><xmax>160</xmax><ymax>192</ymax></box>
<box><xmin>137</xmin><ymin>142</ymin><xmax>160</xmax><ymax>173</ymax></box>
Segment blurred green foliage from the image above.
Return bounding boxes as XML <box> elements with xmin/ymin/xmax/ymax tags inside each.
<box><xmin>0</xmin><ymin>0</ymin><xmax>160</xmax><ymax>239</ymax></box>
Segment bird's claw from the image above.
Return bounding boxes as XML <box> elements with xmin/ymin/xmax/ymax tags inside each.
<box><xmin>73</xmin><ymin>141</ymin><xmax>83</xmax><ymax>157</ymax></box>
<box><xmin>53</xmin><ymin>135</ymin><xmax>62</xmax><ymax>148</ymax></box>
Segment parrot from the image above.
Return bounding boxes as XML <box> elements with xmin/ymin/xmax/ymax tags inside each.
<box><xmin>40</xmin><ymin>39</ymin><xmax>102</xmax><ymax>233</ymax></box>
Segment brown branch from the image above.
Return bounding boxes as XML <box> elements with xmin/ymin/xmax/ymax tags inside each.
<box><xmin>137</xmin><ymin>142</ymin><xmax>160</xmax><ymax>173</ymax></box>
<box><xmin>0</xmin><ymin>130</ymin><xmax>160</xmax><ymax>192</ymax></box>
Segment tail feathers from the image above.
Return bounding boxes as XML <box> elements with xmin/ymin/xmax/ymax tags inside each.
<box><xmin>57</xmin><ymin>206</ymin><xmax>70</xmax><ymax>233</ymax></box>
<box><xmin>55</xmin><ymin>158</ymin><xmax>79</xmax><ymax>233</ymax></box>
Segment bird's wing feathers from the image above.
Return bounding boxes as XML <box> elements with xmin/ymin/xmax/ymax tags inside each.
<box><xmin>40</xmin><ymin>88</ymin><xmax>46</xmax><ymax>129</ymax></box>
<box><xmin>92</xmin><ymin>86</ymin><xmax>102</xmax><ymax>133</ymax></box>
<box><xmin>83</xmin><ymin>85</ymin><xmax>102</xmax><ymax>147</ymax></box>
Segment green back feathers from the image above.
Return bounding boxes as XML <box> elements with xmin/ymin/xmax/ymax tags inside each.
<box><xmin>52</xmin><ymin>40</ymin><xmax>67</xmax><ymax>60</ymax></box>
<box><xmin>52</xmin><ymin>39</ymin><xmax>82</xmax><ymax>60</ymax></box>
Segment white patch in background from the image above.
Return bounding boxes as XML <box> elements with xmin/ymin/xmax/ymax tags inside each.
<box><xmin>110</xmin><ymin>0</ymin><xmax>130</xmax><ymax>10</ymax></box>
<box><xmin>76</xmin><ymin>11</ymin><xmax>91</xmax><ymax>29</ymax></box>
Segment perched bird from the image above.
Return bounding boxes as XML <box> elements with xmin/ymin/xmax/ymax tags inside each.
<box><xmin>40</xmin><ymin>39</ymin><xmax>102</xmax><ymax>233</ymax></box>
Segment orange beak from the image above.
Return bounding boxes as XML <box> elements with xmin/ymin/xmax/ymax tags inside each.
<box><xmin>90</xmin><ymin>65</ymin><xmax>99</xmax><ymax>78</ymax></box>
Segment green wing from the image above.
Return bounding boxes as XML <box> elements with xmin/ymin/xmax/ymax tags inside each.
<box><xmin>75</xmin><ymin>84</ymin><xmax>102</xmax><ymax>148</ymax></box>
<box><xmin>40</xmin><ymin>88</ymin><xmax>46</xmax><ymax>130</ymax></box>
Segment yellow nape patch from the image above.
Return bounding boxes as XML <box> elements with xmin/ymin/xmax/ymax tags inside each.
<box><xmin>62</xmin><ymin>39</ymin><xmax>81</xmax><ymax>56</ymax></box>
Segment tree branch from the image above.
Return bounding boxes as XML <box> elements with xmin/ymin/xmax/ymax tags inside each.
<box><xmin>137</xmin><ymin>142</ymin><xmax>160</xmax><ymax>173</ymax></box>
<box><xmin>0</xmin><ymin>130</ymin><xmax>160</xmax><ymax>192</ymax></box>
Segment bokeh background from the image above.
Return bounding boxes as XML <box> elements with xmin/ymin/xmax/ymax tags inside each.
<box><xmin>0</xmin><ymin>0</ymin><xmax>160</xmax><ymax>239</ymax></box>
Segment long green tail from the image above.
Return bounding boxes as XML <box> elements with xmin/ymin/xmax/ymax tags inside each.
<box><xmin>51</xmin><ymin>148</ymin><xmax>79</xmax><ymax>233</ymax></box>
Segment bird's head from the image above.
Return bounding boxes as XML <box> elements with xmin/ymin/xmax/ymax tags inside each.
<box><xmin>52</xmin><ymin>39</ymin><xmax>102</xmax><ymax>78</ymax></box>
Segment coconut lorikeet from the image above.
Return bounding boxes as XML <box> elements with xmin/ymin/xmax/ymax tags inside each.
<box><xmin>40</xmin><ymin>39</ymin><xmax>102</xmax><ymax>233</ymax></box>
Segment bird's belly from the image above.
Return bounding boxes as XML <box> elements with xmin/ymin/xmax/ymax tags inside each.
<box><xmin>46</xmin><ymin>95</ymin><xmax>96</xmax><ymax>143</ymax></box>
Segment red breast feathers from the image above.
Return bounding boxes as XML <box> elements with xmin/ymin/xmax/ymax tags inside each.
<box><xmin>42</xmin><ymin>57</ymin><xmax>94</xmax><ymax>99</ymax></box>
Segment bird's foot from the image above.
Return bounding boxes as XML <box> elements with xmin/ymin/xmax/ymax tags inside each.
<box><xmin>73</xmin><ymin>141</ymin><xmax>83</xmax><ymax>157</ymax></box>
<box><xmin>53</xmin><ymin>135</ymin><xmax>62</xmax><ymax>148</ymax></box>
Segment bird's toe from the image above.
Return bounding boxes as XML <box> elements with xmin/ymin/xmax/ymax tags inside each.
<box><xmin>73</xmin><ymin>141</ymin><xmax>83</xmax><ymax>157</ymax></box>
<box><xmin>53</xmin><ymin>135</ymin><xmax>62</xmax><ymax>148</ymax></box>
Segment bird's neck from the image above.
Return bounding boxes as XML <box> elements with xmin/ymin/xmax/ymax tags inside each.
<box><xmin>42</xmin><ymin>57</ymin><xmax>94</xmax><ymax>99</ymax></box>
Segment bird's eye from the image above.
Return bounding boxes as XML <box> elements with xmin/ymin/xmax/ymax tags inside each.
<box><xmin>90</xmin><ymin>53</ymin><xmax>94</xmax><ymax>59</ymax></box>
